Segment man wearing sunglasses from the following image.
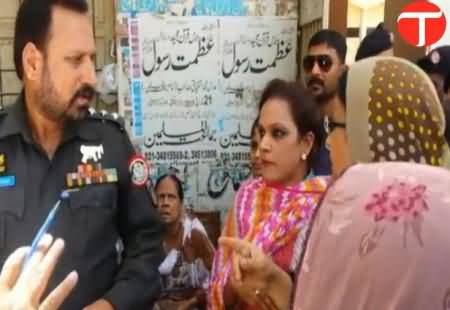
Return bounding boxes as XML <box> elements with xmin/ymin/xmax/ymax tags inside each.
<box><xmin>303</xmin><ymin>30</ymin><xmax>347</xmax><ymax>114</ymax></box>
<box><xmin>303</xmin><ymin>30</ymin><xmax>347</xmax><ymax>175</ymax></box>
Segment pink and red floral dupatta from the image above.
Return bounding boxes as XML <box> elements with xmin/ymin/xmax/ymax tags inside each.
<box><xmin>208</xmin><ymin>176</ymin><xmax>329</xmax><ymax>310</ymax></box>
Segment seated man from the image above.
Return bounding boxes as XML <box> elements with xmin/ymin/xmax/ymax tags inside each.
<box><xmin>153</xmin><ymin>174</ymin><xmax>215</xmax><ymax>310</ymax></box>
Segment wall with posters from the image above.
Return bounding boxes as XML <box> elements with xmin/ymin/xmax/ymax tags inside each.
<box><xmin>116</xmin><ymin>0</ymin><xmax>298</xmax><ymax>215</ymax></box>
<box><xmin>117</xmin><ymin>0</ymin><xmax>297</xmax><ymax>16</ymax></box>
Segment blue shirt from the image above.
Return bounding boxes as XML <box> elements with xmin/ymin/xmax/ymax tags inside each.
<box><xmin>312</xmin><ymin>143</ymin><xmax>331</xmax><ymax>176</ymax></box>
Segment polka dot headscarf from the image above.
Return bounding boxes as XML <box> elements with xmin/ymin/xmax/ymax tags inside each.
<box><xmin>346</xmin><ymin>56</ymin><xmax>450</xmax><ymax>168</ymax></box>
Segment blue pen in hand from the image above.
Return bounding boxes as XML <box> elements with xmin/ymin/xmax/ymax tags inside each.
<box><xmin>23</xmin><ymin>189</ymin><xmax>78</xmax><ymax>270</ymax></box>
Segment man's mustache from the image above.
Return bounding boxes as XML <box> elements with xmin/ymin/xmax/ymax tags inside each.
<box><xmin>307</xmin><ymin>78</ymin><xmax>324</xmax><ymax>88</ymax></box>
<box><xmin>71</xmin><ymin>84</ymin><xmax>96</xmax><ymax>103</ymax></box>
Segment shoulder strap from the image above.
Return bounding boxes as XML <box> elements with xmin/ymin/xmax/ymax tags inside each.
<box><xmin>86</xmin><ymin>107</ymin><xmax>125</xmax><ymax>131</ymax></box>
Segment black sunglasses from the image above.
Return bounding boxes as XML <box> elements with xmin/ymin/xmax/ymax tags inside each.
<box><xmin>303</xmin><ymin>55</ymin><xmax>333</xmax><ymax>73</ymax></box>
<box><xmin>324</xmin><ymin>117</ymin><xmax>346</xmax><ymax>135</ymax></box>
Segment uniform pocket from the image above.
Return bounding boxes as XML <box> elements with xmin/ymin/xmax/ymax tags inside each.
<box><xmin>68</xmin><ymin>184</ymin><xmax>117</xmax><ymax>210</ymax></box>
<box><xmin>66</xmin><ymin>184</ymin><xmax>118</xmax><ymax>256</ymax></box>
<box><xmin>0</xmin><ymin>186</ymin><xmax>24</xmax><ymax>249</ymax></box>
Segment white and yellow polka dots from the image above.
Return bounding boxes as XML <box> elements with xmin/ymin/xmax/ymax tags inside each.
<box><xmin>347</xmin><ymin>57</ymin><xmax>449</xmax><ymax>168</ymax></box>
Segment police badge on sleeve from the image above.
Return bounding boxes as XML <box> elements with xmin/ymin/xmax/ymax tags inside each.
<box><xmin>128</xmin><ymin>155</ymin><xmax>149</xmax><ymax>187</ymax></box>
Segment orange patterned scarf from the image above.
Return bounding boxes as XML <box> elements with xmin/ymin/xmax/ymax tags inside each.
<box><xmin>208</xmin><ymin>176</ymin><xmax>329</xmax><ymax>309</ymax></box>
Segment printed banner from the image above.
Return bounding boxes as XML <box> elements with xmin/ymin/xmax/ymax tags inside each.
<box><xmin>117</xmin><ymin>0</ymin><xmax>297</xmax><ymax>17</ymax></box>
<box><xmin>117</xmin><ymin>15</ymin><xmax>297</xmax><ymax>213</ymax></box>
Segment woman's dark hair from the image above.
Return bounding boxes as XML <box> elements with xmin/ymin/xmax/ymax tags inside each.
<box><xmin>154</xmin><ymin>174</ymin><xmax>184</xmax><ymax>202</ymax></box>
<box><xmin>338</xmin><ymin>69</ymin><xmax>349</xmax><ymax>106</ymax></box>
<box><xmin>14</xmin><ymin>0</ymin><xmax>89</xmax><ymax>79</ymax></box>
<box><xmin>251</xmin><ymin>117</ymin><xmax>259</xmax><ymax>139</ymax></box>
<box><xmin>258</xmin><ymin>79</ymin><xmax>324</xmax><ymax>167</ymax></box>
<box><xmin>250</xmin><ymin>116</ymin><xmax>260</xmax><ymax>154</ymax></box>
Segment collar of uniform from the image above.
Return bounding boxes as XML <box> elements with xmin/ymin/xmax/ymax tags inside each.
<box><xmin>0</xmin><ymin>93</ymin><xmax>100</xmax><ymax>143</ymax></box>
<box><xmin>0</xmin><ymin>93</ymin><xmax>34</xmax><ymax>143</ymax></box>
<box><xmin>63</xmin><ymin>117</ymin><xmax>101</xmax><ymax>142</ymax></box>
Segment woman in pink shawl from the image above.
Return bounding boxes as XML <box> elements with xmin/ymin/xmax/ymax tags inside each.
<box><xmin>294</xmin><ymin>161</ymin><xmax>450</xmax><ymax>310</ymax></box>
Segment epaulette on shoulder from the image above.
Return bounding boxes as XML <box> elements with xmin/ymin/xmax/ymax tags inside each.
<box><xmin>87</xmin><ymin>107</ymin><xmax>125</xmax><ymax>131</ymax></box>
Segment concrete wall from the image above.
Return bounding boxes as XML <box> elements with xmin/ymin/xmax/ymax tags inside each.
<box><xmin>384</xmin><ymin>0</ymin><xmax>425</xmax><ymax>61</ymax></box>
<box><xmin>346</xmin><ymin>2</ymin><xmax>385</xmax><ymax>64</ymax></box>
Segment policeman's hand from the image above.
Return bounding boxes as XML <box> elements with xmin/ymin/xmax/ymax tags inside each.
<box><xmin>0</xmin><ymin>234</ymin><xmax>78</xmax><ymax>310</ymax></box>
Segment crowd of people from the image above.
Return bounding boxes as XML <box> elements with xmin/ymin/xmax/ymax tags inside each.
<box><xmin>1</xmin><ymin>1</ymin><xmax>450</xmax><ymax>309</ymax></box>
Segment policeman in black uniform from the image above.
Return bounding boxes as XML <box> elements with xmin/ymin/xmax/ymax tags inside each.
<box><xmin>417</xmin><ymin>45</ymin><xmax>450</xmax><ymax>103</ymax></box>
<box><xmin>417</xmin><ymin>46</ymin><xmax>450</xmax><ymax>145</ymax></box>
<box><xmin>0</xmin><ymin>0</ymin><xmax>164</xmax><ymax>309</ymax></box>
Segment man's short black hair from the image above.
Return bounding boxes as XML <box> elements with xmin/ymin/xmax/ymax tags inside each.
<box><xmin>308</xmin><ymin>30</ymin><xmax>347</xmax><ymax>64</ymax></box>
<box><xmin>355</xmin><ymin>23</ymin><xmax>393</xmax><ymax>61</ymax></box>
<box><xmin>14</xmin><ymin>0</ymin><xmax>89</xmax><ymax>80</ymax></box>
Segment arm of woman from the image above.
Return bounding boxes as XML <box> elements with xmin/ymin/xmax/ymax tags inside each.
<box><xmin>190</xmin><ymin>229</ymin><xmax>215</xmax><ymax>271</ymax></box>
<box><xmin>223</xmin><ymin>279</ymin><xmax>238</xmax><ymax>308</ymax></box>
<box><xmin>261</xmin><ymin>262</ymin><xmax>293</xmax><ymax>310</ymax></box>
<box><xmin>216</xmin><ymin>206</ymin><xmax>239</xmax><ymax>308</ymax></box>
<box><xmin>220</xmin><ymin>237</ymin><xmax>293</xmax><ymax>310</ymax></box>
